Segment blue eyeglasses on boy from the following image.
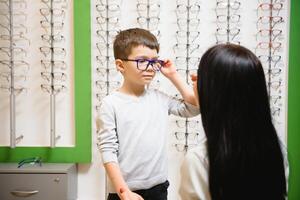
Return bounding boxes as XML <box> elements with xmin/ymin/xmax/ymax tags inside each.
<box><xmin>121</xmin><ymin>58</ymin><xmax>165</xmax><ymax>71</ymax></box>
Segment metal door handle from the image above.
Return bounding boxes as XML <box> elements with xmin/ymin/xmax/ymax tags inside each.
<box><xmin>11</xmin><ymin>190</ymin><xmax>39</xmax><ymax>197</ymax></box>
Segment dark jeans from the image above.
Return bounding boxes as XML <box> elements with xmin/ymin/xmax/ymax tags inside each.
<box><xmin>107</xmin><ymin>180</ymin><xmax>169</xmax><ymax>200</ymax></box>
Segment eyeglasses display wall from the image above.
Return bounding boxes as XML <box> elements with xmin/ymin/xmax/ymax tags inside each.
<box><xmin>0</xmin><ymin>0</ymin><xmax>74</xmax><ymax>148</ymax></box>
<box><xmin>92</xmin><ymin>0</ymin><xmax>289</xmax><ymax>199</ymax></box>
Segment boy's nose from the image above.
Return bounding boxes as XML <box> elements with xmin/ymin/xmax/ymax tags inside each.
<box><xmin>146</xmin><ymin>64</ymin><xmax>155</xmax><ymax>72</ymax></box>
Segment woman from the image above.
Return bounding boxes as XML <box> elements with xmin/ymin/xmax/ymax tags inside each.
<box><xmin>179</xmin><ymin>44</ymin><xmax>288</xmax><ymax>200</ymax></box>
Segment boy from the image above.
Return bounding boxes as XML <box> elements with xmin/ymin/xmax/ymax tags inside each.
<box><xmin>97</xmin><ymin>28</ymin><xmax>199</xmax><ymax>200</ymax></box>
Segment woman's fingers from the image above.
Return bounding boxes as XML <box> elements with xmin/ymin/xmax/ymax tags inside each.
<box><xmin>190</xmin><ymin>74</ymin><xmax>197</xmax><ymax>82</ymax></box>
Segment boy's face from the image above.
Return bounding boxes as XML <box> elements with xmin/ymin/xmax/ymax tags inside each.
<box><xmin>116</xmin><ymin>45</ymin><xmax>159</xmax><ymax>86</ymax></box>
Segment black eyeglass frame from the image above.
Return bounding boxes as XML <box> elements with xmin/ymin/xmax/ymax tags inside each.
<box><xmin>120</xmin><ymin>58</ymin><xmax>165</xmax><ymax>71</ymax></box>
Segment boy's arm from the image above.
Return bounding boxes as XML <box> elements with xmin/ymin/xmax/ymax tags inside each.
<box><xmin>161</xmin><ymin>60</ymin><xmax>198</xmax><ymax>107</ymax></box>
<box><xmin>168</xmin><ymin>72</ymin><xmax>198</xmax><ymax>106</ymax></box>
<box><xmin>104</xmin><ymin>162</ymin><xmax>129</xmax><ymax>196</ymax></box>
<box><xmin>96</xmin><ymin>101</ymin><xmax>143</xmax><ymax>200</ymax></box>
<box><xmin>104</xmin><ymin>162</ymin><xmax>143</xmax><ymax>200</ymax></box>
<box><xmin>105</xmin><ymin>162</ymin><xmax>144</xmax><ymax>200</ymax></box>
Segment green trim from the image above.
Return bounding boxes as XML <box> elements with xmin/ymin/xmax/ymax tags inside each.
<box><xmin>0</xmin><ymin>0</ymin><xmax>91</xmax><ymax>163</ymax></box>
<box><xmin>288</xmin><ymin>0</ymin><xmax>300</xmax><ymax>199</ymax></box>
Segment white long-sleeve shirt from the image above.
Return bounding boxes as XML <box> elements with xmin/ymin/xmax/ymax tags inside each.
<box><xmin>179</xmin><ymin>139</ymin><xmax>289</xmax><ymax>200</ymax></box>
<box><xmin>97</xmin><ymin>88</ymin><xmax>199</xmax><ymax>193</ymax></box>
<box><xmin>179</xmin><ymin>140</ymin><xmax>210</xmax><ymax>200</ymax></box>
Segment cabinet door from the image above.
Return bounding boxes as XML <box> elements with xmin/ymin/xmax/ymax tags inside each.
<box><xmin>0</xmin><ymin>174</ymin><xmax>68</xmax><ymax>200</ymax></box>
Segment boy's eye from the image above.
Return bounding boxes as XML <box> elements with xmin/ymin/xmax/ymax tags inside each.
<box><xmin>137</xmin><ymin>59</ymin><xmax>148</xmax><ymax>64</ymax></box>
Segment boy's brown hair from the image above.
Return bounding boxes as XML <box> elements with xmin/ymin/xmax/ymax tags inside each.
<box><xmin>113</xmin><ymin>28</ymin><xmax>160</xmax><ymax>59</ymax></box>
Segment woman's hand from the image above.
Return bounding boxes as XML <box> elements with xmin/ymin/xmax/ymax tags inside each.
<box><xmin>190</xmin><ymin>74</ymin><xmax>197</xmax><ymax>82</ymax></box>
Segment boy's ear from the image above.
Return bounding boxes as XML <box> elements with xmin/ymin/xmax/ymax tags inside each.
<box><xmin>115</xmin><ymin>59</ymin><xmax>124</xmax><ymax>73</ymax></box>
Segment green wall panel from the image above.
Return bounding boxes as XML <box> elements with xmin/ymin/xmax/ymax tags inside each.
<box><xmin>288</xmin><ymin>0</ymin><xmax>300</xmax><ymax>199</ymax></box>
<box><xmin>0</xmin><ymin>0</ymin><xmax>91</xmax><ymax>163</ymax></box>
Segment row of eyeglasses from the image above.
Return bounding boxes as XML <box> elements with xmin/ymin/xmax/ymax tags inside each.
<box><xmin>0</xmin><ymin>0</ymin><xmax>30</xmax><ymax>147</ymax></box>
<box><xmin>94</xmin><ymin>0</ymin><xmax>122</xmax><ymax>111</ymax></box>
<box><xmin>0</xmin><ymin>0</ymin><xmax>70</xmax><ymax>148</ymax></box>
<box><xmin>0</xmin><ymin>0</ymin><xmax>29</xmax><ymax>95</ymax></box>
<box><xmin>172</xmin><ymin>0</ymin><xmax>202</xmax><ymax>152</ymax></box>
<box><xmin>174</xmin><ymin>0</ymin><xmax>201</xmax><ymax>78</ymax></box>
<box><xmin>136</xmin><ymin>0</ymin><xmax>161</xmax><ymax>39</ymax></box>
<box><xmin>255</xmin><ymin>0</ymin><xmax>284</xmax><ymax>121</ymax></box>
<box><xmin>39</xmin><ymin>0</ymin><xmax>69</xmax><ymax>147</ymax></box>
<box><xmin>214</xmin><ymin>0</ymin><xmax>241</xmax><ymax>45</ymax></box>
<box><xmin>40</xmin><ymin>0</ymin><xmax>68</xmax><ymax>95</ymax></box>
<box><xmin>173</xmin><ymin>119</ymin><xmax>203</xmax><ymax>152</ymax></box>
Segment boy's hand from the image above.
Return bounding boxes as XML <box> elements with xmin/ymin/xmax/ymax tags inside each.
<box><xmin>160</xmin><ymin>59</ymin><xmax>177</xmax><ymax>78</ymax></box>
<box><xmin>119</xmin><ymin>188</ymin><xmax>144</xmax><ymax>200</ymax></box>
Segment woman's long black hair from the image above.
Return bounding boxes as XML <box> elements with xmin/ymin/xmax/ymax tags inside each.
<box><xmin>197</xmin><ymin>44</ymin><xmax>286</xmax><ymax>200</ymax></box>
